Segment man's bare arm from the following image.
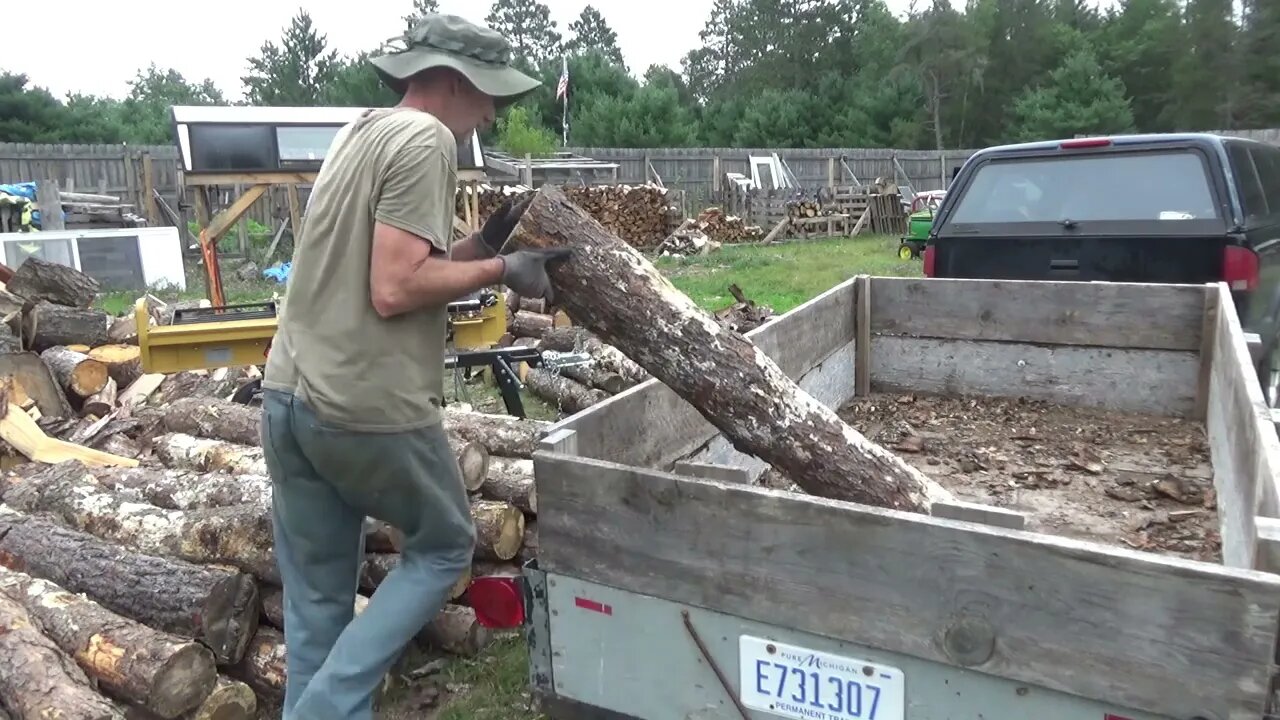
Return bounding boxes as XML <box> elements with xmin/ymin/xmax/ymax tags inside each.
<box><xmin>370</xmin><ymin>222</ymin><xmax>503</xmax><ymax>318</ymax></box>
<box><xmin>449</xmin><ymin>231</ymin><xmax>493</xmax><ymax>261</ymax></box>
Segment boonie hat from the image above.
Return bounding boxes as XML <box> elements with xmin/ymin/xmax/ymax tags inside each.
<box><xmin>370</xmin><ymin>13</ymin><xmax>541</xmax><ymax>106</ymax></box>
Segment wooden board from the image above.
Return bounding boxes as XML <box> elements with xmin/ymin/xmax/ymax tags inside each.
<box><xmin>549</xmin><ymin>278</ymin><xmax>857</xmax><ymax>466</ymax></box>
<box><xmin>869</xmin><ymin>278</ymin><xmax>1208</xmax><ymax>351</ymax></box>
<box><xmin>1205</xmin><ymin>282</ymin><xmax>1280</xmax><ymax>571</ymax></box>
<box><xmin>870</xmin><ymin>336</ymin><xmax>1200</xmax><ymax>417</ymax></box>
<box><xmin>532</xmin><ymin>450</ymin><xmax>1280</xmax><ymax>720</ymax></box>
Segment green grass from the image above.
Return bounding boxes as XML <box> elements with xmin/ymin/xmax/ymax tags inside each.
<box><xmin>419</xmin><ymin>234</ymin><xmax>924</xmax><ymax>718</ymax></box>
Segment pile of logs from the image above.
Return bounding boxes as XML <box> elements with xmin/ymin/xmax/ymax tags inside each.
<box><xmin>0</xmin><ymin>384</ymin><xmax>551</xmax><ymax>717</ymax></box>
<box><xmin>785</xmin><ymin>199</ymin><xmax>826</xmax><ymax>220</ymax></box>
<box><xmin>457</xmin><ymin>183</ymin><xmax>678</xmax><ymax>248</ymax></box>
<box><xmin>656</xmin><ymin>218</ymin><xmax>721</xmax><ymax>257</ymax></box>
<box><xmin>689</xmin><ymin>207</ymin><xmax>763</xmax><ymax>244</ymax></box>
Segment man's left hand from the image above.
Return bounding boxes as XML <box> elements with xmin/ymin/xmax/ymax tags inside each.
<box><xmin>478</xmin><ymin>195</ymin><xmax>533</xmax><ymax>257</ymax></box>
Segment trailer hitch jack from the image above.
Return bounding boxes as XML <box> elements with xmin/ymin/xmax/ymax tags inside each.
<box><xmin>680</xmin><ymin>609</ymin><xmax>751</xmax><ymax>719</ymax></box>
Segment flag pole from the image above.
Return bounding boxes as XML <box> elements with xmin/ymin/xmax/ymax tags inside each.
<box><xmin>561</xmin><ymin>55</ymin><xmax>569</xmax><ymax>146</ymax></box>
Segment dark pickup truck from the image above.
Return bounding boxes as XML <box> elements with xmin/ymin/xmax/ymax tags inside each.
<box><xmin>925</xmin><ymin>132</ymin><xmax>1280</xmax><ymax>405</ymax></box>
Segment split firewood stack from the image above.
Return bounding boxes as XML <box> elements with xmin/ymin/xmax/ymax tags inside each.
<box><xmin>689</xmin><ymin>207</ymin><xmax>763</xmax><ymax>244</ymax></box>
<box><xmin>459</xmin><ymin>183</ymin><xmax>676</xmax><ymax>248</ymax></box>
<box><xmin>0</xmin><ymin>390</ymin><xmax>552</xmax><ymax>718</ymax></box>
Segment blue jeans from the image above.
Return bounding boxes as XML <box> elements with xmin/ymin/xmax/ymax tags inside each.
<box><xmin>259</xmin><ymin>389</ymin><xmax>475</xmax><ymax>720</ymax></box>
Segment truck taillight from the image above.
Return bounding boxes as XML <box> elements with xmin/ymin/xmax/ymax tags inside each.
<box><xmin>468</xmin><ymin>575</ymin><xmax>526</xmax><ymax>628</ymax></box>
<box><xmin>923</xmin><ymin>245</ymin><xmax>936</xmax><ymax>277</ymax></box>
<box><xmin>1223</xmin><ymin>246</ymin><xmax>1259</xmax><ymax>291</ymax></box>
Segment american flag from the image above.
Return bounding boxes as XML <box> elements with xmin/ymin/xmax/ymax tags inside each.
<box><xmin>555</xmin><ymin>57</ymin><xmax>569</xmax><ymax>100</ymax></box>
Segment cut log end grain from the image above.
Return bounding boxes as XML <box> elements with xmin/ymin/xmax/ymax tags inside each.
<box><xmin>0</xmin><ymin>590</ymin><xmax>121</xmax><ymax>720</ymax></box>
<box><xmin>445</xmin><ymin>431</ymin><xmax>490</xmax><ymax>492</ymax></box>
<box><xmin>87</xmin><ymin>345</ymin><xmax>143</xmax><ymax>388</ymax></box>
<box><xmin>40</xmin><ymin>346</ymin><xmax>109</xmax><ymax>398</ymax></box>
<box><xmin>508</xmin><ymin>185</ymin><xmax>954</xmax><ymax>514</ymax></box>
<box><xmin>419</xmin><ymin>605</ymin><xmax>493</xmax><ymax>657</ymax></box>
<box><xmin>471</xmin><ymin>499</ymin><xmax>525</xmax><ymax>561</ymax></box>
<box><xmin>182</xmin><ymin>676</ymin><xmax>256</xmax><ymax>720</ymax></box>
<box><xmin>0</xmin><ymin>506</ymin><xmax>261</xmax><ymax>666</ymax></box>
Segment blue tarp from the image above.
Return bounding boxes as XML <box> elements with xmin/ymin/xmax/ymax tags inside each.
<box><xmin>0</xmin><ymin>182</ymin><xmax>36</xmax><ymax>201</ymax></box>
<box><xmin>263</xmin><ymin>262</ymin><xmax>292</xmax><ymax>283</ymax></box>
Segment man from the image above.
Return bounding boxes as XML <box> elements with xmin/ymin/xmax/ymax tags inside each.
<box><xmin>258</xmin><ymin>14</ymin><xmax>565</xmax><ymax>720</ymax></box>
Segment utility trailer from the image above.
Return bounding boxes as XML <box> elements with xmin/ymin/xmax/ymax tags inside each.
<box><xmin>515</xmin><ymin>276</ymin><xmax>1280</xmax><ymax>720</ymax></box>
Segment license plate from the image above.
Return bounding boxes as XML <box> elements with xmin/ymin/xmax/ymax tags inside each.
<box><xmin>738</xmin><ymin>636</ymin><xmax>905</xmax><ymax>720</ymax></box>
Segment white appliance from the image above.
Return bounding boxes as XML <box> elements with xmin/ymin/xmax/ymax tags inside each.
<box><xmin>0</xmin><ymin>227</ymin><xmax>186</xmax><ymax>292</ymax></box>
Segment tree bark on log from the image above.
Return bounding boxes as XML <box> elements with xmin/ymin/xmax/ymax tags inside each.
<box><xmin>0</xmin><ymin>590</ymin><xmax>122</xmax><ymax>720</ymax></box>
<box><xmin>480</xmin><ymin>457</ymin><xmax>536</xmax><ymax>514</ymax></box>
<box><xmin>0</xmin><ymin>567</ymin><xmax>218</xmax><ymax>719</ymax></box>
<box><xmin>226</xmin><ymin>628</ymin><xmax>285</xmax><ymax>701</ymax></box>
<box><xmin>443</xmin><ymin>409</ymin><xmax>549</xmax><ymax>459</ymax></box>
<box><xmin>6</xmin><ymin>255</ymin><xmax>100</xmax><ymax>308</ymax></box>
<box><xmin>1</xmin><ymin>462</ymin><xmax>279</xmax><ymax>582</ymax></box>
<box><xmin>523</xmin><ymin>368</ymin><xmax>607</xmax><ymax>415</ymax></box>
<box><xmin>77</xmin><ymin>466</ymin><xmax>271</xmax><ymax>510</ymax></box>
<box><xmin>0</xmin><ymin>351</ymin><xmax>74</xmax><ymax>418</ymax></box>
<box><xmin>151</xmin><ymin>434</ymin><xmax>266</xmax><ymax>477</ymax></box>
<box><xmin>539</xmin><ymin>327</ymin><xmax>648</xmax><ymax>386</ymax></box>
<box><xmin>520</xmin><ymin>520</ymin><xmax>538</xmax><ymax>560</ymax></box>
<box><xmin>159</xmin><ymin>398</ymin><xmax>260</xmax><ymax>447</ymax></box>
<box><xmin>24</xmin><ymin>302</ymin><xmax>110</xmax><ymax>353</ymax></box>
<box><xmin>0</xmin><ymin>507</ymin><xmax>260</xmax><ymax>665</ymax></box>
<box><xmin>40</xmin><ymin>346</ymin><xmax>109</xmax><ymax>398</ymax></box>
<box><xmin>559</xmin><ymin>363</ymin><xmax>627</xmax><ymax>395</ymax></box>
<box><xmin>470</xmin><ymin>499</ymin><xmax>525</xmax><ymax>561</ymax></box>
<box><xmin>509</xmin><ymin>311</ymin><xmax>553</xmax><ymax>338</ymax></box>
<box><xmin>87</xmin><ymin>345</ymin><xmax>142</xmax><ymax>388</ymax></box>
<box><xmin>508</xmin><ymin>186</ymin><xmax>954</xmax><ymax>512</ymax></box>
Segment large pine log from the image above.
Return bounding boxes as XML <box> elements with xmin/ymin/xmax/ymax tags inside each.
<box><xmin>128</xmin><ymin>677</ymin><xmax>255</xmax><ymax>720</ymax></box>
<box><xmin>442</xmin><ymin>409</ymin><xmax>550</xmax><ymax>459</ymax></box>
<box><xmin>159</xmin><ymin>398</ymin><xmax>259</xmax><ymax>447</ymax></box>
<box><xmin>523</xmin><ymin>368</ymin><xmax>608</xmax><ymax>415</ymax></box>
<box><xmin>0</xmin><ymin>507</ymin><xmax>260</xmax><ymax>665</ymax></box>
<box><xmin>480</xmin><ymin>457</ymin><xmax>536</xmax><ymax>514</ymax></box>
<box><xmin>1</xmin><ymin>462</ymin><xmax>278</xmax><ymax>582</ymax></box>
<box><xmin>0</xmin><ymin>567</ymin><xmax>217</xmax><ymax>719</ymax></box>
<box><xmin>40</xmin><ymin>346</ymin><xmax>109</xmax><ymax>398</ymax></box>
<box><xmin>25</xmin><ymin>302</ymin><xmax>110</xmax><ymax>352</ymax></box>
<box><xmin>76</xmin><ymin>465</ymin><xmax>271</xmax><ymax>510</ymax></box>
<box><xmin>559</xmin><ymin>363</ymin><xmax>627</xmax><ymax>395</ymax></box>
<box><xmin>0</xmin><ymin>590</ymin><xmax>122</xmax><ymax>720</ymax></box>
<box><xmin>226</xmin><ymin>627</ymin><xmax>285</xmax><ymax>701</ymax></box>
<box><xmin>508</xmin><ymin>185</ymin><xmax>953</xmax><ymax>512</ymax></box>
<box><xmin>509</xmin><ymin>310</ymin><xmax>553</xmax><ymax>338</ymax></box>
<box><xmin>6</xmin><ymin>255</ymin><xmax>100</xmax><ymax>308</ymax></box>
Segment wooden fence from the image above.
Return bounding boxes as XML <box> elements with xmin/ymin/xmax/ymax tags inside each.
<box><xmin>4</xmin><ymin>129</ymin><xmax>1279</xmax><ymax>253</ymax></box>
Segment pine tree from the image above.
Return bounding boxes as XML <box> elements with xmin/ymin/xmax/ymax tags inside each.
<box><xmin>565</xmin><ymin>5</ymin><xmax>625</xmax><ymax>69</ymax></box>
<box><xmin>403</xmin><ymin>0</ymin><xmax>440</xmax><ymax>33</ymax></box>
<box><xmin>241</xmin><ymin>9</ymin><xmax>341</xmax><ymax>106</ymax></box>
<box><xmin>1009</xmin><ymin>44</ymin><xmax>1136</xmax><ymax>141</ymax></box>
<box><xmin>485</xmin><ymin>0</ymin><xmax>563</xmax><ymax>68</ymax></box>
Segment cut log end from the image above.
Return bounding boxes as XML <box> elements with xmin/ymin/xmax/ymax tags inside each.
<box><xmin>186</xmin><ymin>676</ymin><xmax>256</xmax><ymax>720</ymax></box>
<box><xmin>471</xmin><ymin>499</ymin><xmax>525</xmax><ymax>561</ymax></box>
<box><xmin>40</xmin><ymin>346</ymin><xmax>109</xmax><ymax>398</ymax></box>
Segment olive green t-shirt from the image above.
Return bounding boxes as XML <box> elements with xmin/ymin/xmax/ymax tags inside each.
<box><xmin>263</xmin><ymin>108</ymin><xmax>458</xmax><ymax>432</ymax></box>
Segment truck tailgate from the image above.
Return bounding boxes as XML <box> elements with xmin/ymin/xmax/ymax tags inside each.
<box><xmin>933</xmin><ymin>234</ymin><xmax>1227</xmax><ymax>284</ymax></box>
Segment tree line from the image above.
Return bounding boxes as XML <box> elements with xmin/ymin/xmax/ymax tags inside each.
<box><xmin>1</xmin><ymin>0</ymin><xmax>1278</xmax><ymax>154</ymax></box>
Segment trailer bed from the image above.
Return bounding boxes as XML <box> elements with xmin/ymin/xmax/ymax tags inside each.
<box><xmin>834</xmin><ymin>392</ymin><xmax>1219</xmax><ymax>561</ymax></box>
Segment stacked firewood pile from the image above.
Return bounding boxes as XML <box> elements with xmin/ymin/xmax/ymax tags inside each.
<box><xmin>457</xmin><ymin>183</ymin><xmax>678</xmax><ymax>248</ymax></box>
<box><xmin>0</xmin><ymin>380</ymin><xmax>551</xmax><ymax>718</ymax></box>
<box><xmin>785</xmin><ymin>198</ymin><xmax>826</xmax><ymax>220</ymax></box>
<box><xmin>687</xmin><ymin>207</ymin><xmax>763</xmax><ymax>244</ymax></box>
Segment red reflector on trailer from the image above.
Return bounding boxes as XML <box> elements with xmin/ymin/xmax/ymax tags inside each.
<box><xmin>1223</xmin><ymin>245</ymin><xmax>1259</xmax><ymax>291</ymax></box>
<box><xmin>574</xmin><ymin>596</ymin><xmax>613</xmax><ymax>616</ymax></box>
<box><xmin>1104</xmin><ymin>715</ymin><xmax>1133</xmax><ymax>720</ymax></box>
<box><xmin>1060</xmin><ymin>137</ymin><xmax>1112</xmax><ymax>149</ymax></box>
<box><xmin>923</xmin><ymin>245</ymin><xmax>936</xmax><ymax>277</ymax></box>
<box><xmin>468</xmin><ymin>576</ymin><xmax>525</xmax><ymax>628</ymax></box>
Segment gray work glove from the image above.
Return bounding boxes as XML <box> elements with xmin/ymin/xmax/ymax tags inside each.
<box><xmin>500</xmin><ymin>248</ymin><xmax>572</xmax><ymax>303</ymax></box>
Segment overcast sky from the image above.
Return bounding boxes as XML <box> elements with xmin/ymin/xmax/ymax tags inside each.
<box><xmin>2</xmin><ymin>0</ymin><xmax>944</xmax><ymax>102</ymax></box>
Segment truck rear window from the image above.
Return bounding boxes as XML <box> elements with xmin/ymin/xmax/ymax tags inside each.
<box><xmin>947</xmin><ymin>150</ymin><xmax>1221</xmax><ymax>224</ymax></box>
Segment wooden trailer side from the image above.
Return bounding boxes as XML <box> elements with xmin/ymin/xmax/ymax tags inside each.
<box><xmin>532</xmin><ymin>449</ymin><xmax>1280</xmax><ymax>720</ymax></box>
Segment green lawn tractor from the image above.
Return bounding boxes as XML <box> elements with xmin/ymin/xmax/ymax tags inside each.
<box><xmin>897</xmin><ymin>191</ymin><xmax>946</xmax><ymax>260</ymax></box>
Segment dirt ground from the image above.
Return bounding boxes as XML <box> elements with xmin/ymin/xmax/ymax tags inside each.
<box><xmin>825</xmin><ymin>392</ymin><xmax>1220</xmax><ymax>562</ymax></box>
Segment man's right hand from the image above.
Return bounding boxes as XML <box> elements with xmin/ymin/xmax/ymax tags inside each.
<box><xmin>501</xmin><ymin>248</ymin><xmax>572</xmax><ymax>303</ymax></box>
